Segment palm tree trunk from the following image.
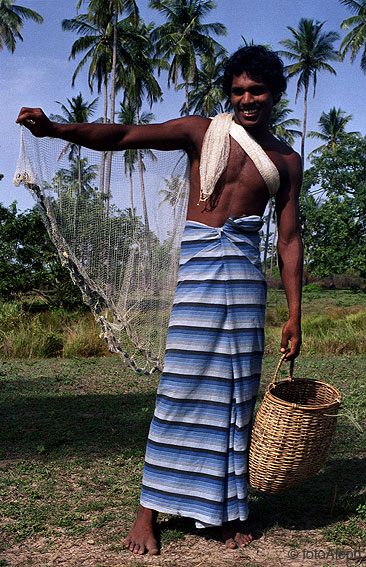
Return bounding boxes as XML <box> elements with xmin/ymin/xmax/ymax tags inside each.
<box><xmin>135</xmin><ymin>105</ymin><xmax>159</xmax><ymax>296</ymax></box>
<box><xmin>135</xmin><ymin>108</ymin><xmax>149</xmax><ymax>231</ymax></box>
<box><xmin>185</xmin><ymin>78</ymin><xmax>190</xmax><ymax>116</ymax></box>
<box><xmin>301</xmin><ymin>82</ymin><xmax>309</xmax><ymax>169</ymax></box>
<box><xmin>129</xmin><ymin>168</ymin><xmax>135</xmax><ymax>218</ymax></box>
<box><xmin>99</xmin><ymin>73</ymin><xmax>108</xmax><ymax>194</ymax></box>
<box><xmin>269</xmin><ymin>216</ymin><xmax>277</xmax><ymax>285</ymax></box>
<box><xmin>77</xmin><ymin>145</ymin><xmax>82</xmax><ymax>195</ymax></box>
<box><xmin>105</xmin><ymin>1</ymin><xmax>118</xmax><ymax>209</ymax></box>
<box><xmin>263</xmin><ymin>198</ymin><xmax>273</xmax><ymax>277</ymax></box>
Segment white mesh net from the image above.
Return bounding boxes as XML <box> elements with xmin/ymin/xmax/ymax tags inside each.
<box><xmin>14</xmin><ymin>126</ymin><xmax>189</xmax><ymax>374</ymax></box>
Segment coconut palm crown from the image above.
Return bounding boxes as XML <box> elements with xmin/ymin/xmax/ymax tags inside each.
<box><xmin>307</xmin><ymin>106</ymin><xmax>360</xmax><ymax>157</ymax></box>
<box><xmin>150</xmin><ymin>0</ymin><xmax>226</xmax><ymax>115</ymax></box>
<box><xmin>339</xmin><ymin>0</ymin><xmax>366</xmax><ymax>72</ymax></box>
<box><xmin>0</xmin><ymin>0</ymin><xmax>43</xmax><ymax>53</ymax></box>
<box><xmin>269</xmin><ymin>97</ymin><xmax>301</xmax><ymax>147</ymax></box>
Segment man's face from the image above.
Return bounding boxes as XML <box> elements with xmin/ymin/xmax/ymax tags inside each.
<box><xmin>231</xmin><ymin>72</ymin><xmax>275</xmax><ymax>132</ymax></box>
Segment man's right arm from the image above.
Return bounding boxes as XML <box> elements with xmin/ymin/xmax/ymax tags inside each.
<box><xmin>16</xmin><ymin>107</ymin><xmax>208</xmax><ymax>153</ymax></box>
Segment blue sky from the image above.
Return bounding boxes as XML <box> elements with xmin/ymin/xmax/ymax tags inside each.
<box><xmin>1</xmin><ymin>0</ymin><xmax>365</xmax><ymax>211</ymax></box>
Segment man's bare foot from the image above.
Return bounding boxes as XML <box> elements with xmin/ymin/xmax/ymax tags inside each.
<box><xmin>125</xmin><ymin>505</ymin><xmax>159</xmax><ymax>555</ymax></box>
<box><xmin>221</xmin><ymin>520</ymin><xmax>253</xmax><ymax>549</ymax></box>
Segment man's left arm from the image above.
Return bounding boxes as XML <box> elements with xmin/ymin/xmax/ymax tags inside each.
<box><xmin>275</xmin><ymin>151</ymin><xmax>303</xmax><ymax>360</ymax></box>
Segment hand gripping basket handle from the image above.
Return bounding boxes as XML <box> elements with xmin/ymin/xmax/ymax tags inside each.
<box><xmin>272</xmin><ymin>351</ymin><xmax>295</xmax><ymax>384</ymax></box>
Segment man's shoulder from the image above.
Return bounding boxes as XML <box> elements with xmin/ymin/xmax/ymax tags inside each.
<box><xmin>267</xmin><ymin>135</ymin><xmax>301</xmax><ymax>170</ymax></box>
<box><xmin>164</xmin><ymin>115</ymin><xmax>212</xmax><ymax>150</ymax></box>
<box><xmin>165</xmin><ymin>115</ymin><xmax>210</xmax><ymax>128</ymax></box>
<box><xmin>161</xmin><ymin>115</ymin><xmax>211</xmax><ymax>139</ymax></box>
<box><xmin>174</xmin><ymin>115</ymin><xmax>211</xmax><ymax>132</ymax></box>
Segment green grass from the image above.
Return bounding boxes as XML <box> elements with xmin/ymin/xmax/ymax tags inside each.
<box><xmin>0</xmin><ymin>355</ymin><xmax>365</xmax><ymax>558</ymax></box>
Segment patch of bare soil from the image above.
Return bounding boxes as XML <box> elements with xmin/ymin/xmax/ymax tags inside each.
<box><xmin>1</xmin><ymin>529</ymin><xmax>364</xmax><ymax>567</ymax></box>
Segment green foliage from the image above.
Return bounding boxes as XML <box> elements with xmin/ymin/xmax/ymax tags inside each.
<box><xmin>0</xmin><ymin>202</ymin><xmax>83</xmax><ymax>308</ymax></box>
<box><xmin>301</xmin><ymin>134</ymin><xmax>366</xmax><ymax>279</ymax></box>
<box><xmin>302</xmin><ymin>282</ymin><xmax>321</xmax><ymax>294</ymax></box>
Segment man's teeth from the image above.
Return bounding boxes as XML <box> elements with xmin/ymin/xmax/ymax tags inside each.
<box><xmin>242</xmin><ymin>108</ymin><xmax>258</xmax><ymax>115</ymax></box>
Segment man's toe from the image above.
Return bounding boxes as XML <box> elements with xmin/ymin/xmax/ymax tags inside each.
<box><xmin>236</xmin><ymin>533</ymin><xmax>252</xmax><ymax>547</ymax></box>
<box><xmin>225</xmin><ymin>538</ymin><xmax>237</xmax><ymax>549</ymax></box>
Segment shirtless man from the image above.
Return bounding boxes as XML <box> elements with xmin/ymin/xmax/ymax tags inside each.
<box><xmin>17</xmin><ymin>46</ymin><xmax>303</xmax><ymax>554</ymax></box>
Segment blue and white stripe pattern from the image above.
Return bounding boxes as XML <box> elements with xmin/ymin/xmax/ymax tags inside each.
<box><xmin>140</xmin><ymin>215</ymin><xmax>266</xmax><ymax>527</ymax></box>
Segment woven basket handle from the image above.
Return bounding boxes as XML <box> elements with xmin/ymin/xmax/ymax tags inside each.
<box><xmin>272</xmin><ymin>351</ymin><xmax>295</xmax><ymax>384</ymax></box>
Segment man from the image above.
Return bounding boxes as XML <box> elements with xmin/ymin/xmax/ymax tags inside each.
<box><xmin>17</xmin><ymin>45</ymin><xmax>303</xmax><ymax>555</ymax></box>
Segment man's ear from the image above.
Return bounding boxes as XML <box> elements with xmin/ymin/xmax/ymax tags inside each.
<box><xmin>273</xmin><ymin>92</ymin><xmax>281</xmax><ymax>105</ymax></box>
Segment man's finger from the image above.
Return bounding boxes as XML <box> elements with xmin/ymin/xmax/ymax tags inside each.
<box><xmin>284</xmin><ymin>342</ymin><xmax>301</xmax><ymax>360</ymax></box>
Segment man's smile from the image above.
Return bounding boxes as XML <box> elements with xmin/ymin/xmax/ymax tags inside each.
<box><xmin>240</xmin><ymin>107</ymin><xmax>259</xmax><ymax>116</ymax></box>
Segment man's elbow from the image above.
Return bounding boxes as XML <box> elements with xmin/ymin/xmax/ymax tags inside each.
<box><xmin>277</xmin><ymin>232</ymin><xmax>303</xmax><ymax>252</ymax></box>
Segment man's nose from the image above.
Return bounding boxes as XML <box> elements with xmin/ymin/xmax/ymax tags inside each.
<box><xmin>241</xmin><ymin>91</ymin><xmax>254</xmax><ymax>105</ymax></box>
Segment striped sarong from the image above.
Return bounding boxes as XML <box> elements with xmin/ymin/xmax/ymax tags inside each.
<box><xmin>140</xmin><ymin>215</ymin><xmax>266</xmax><ymax>527</ymax></box>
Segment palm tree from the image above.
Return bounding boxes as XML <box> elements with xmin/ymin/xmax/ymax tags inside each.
<box><xmin>150</xmin><ymin>0</ymin><xmax>226</xmax><ymax>115</ymax></box>
<box><xmin>118</xmin><ymin>19</ymin><xmax>163</xmax><ymax>295</ymax></box>
<box><xmin>339</xmin><ymin>0</ymin><xmax>366</xmax><ymax>72</ymax></box>
<box><xmin>307</xmin><ymin>106</ymin><xmax>359</xmax><ymax>157</ymax></box>
<box><xmin>118</xmin><ymin>19</ymin><xmax>162</xmax><ymax>234</ymax></box>
<box><xmin>269</xmin><ymin>97</ymin><xmax>301</xmax><ymax>146</ymax></box>
<box><xmin>82</xmin><ymin>1</ymin><xmax>138</xmax><ymax>197</ymax></box>
<box><xmin>76</xmin><ymin>0</ymin><xmax>138</xmax><ymax>120</ymax></box>
<box><xmin>62</xmin><ymin>4</ymin><xmax>139</xmax><ymax>194</ymax></box>
<box><xmin>159</xmin><ymin>175</ymin><xmax>184</xmax><ymax>223</ymax></box>
<box><xmin>117</xmin><ymin>101</ymin><xmax>156</xmax><ymax>218</ymax></box>
<box><xmin>0</xmin><ymin>0</ymin><xmax>43</xmax><ymax>52</ymax></box>
<box><xmin>279</xmin><ymin>18</ymin><xmax>340</xmax><ymax>167</ymax></box>
<box><xmin>180</xmin><ymin>49</ymin><xmax>227</xmax><ymax>116</ymax></box>
<box><xmin>55</xmin><ymin>156</ymin><xmax>98</xmax><ymax>198</ymax></box>
<box><xmin>62</xmin><ymin>10</ymin><xmax>112</xmax><ymax>194</ymax></box>
<box><xmin>50</xmin><ymin>93</ymin><xmax>98</xmax><ymax>194</ymax></box>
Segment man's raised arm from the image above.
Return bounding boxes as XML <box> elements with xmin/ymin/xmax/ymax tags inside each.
<box><xmin>275</xmin><ymin>150</ymin><xmax>303</xmax><ymax>360</ymax></box>
<box><xmin>16</xmin><ymin>107</ymin><xmax>208</xmax><ymax>153</ymax></box>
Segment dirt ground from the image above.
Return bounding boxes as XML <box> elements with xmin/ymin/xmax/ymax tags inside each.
<box><xmin>1</xmin><ymin>527</ymin><xmax>365</xmax><ymax>567</ymax></box>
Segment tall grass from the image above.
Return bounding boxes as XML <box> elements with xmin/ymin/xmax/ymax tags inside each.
<box><xmin>1</xmin><ymin>291</ymin><xmax>366</xmax><ymax>358</ymax></box>
<box><xmin>266</xmin><ymin>305</ymin><xmax>366</xmax><ymax>355</ymax></box>
<box><xmin>0</xmin><ymin>302</ymin><xmax>109</xmax><ymax>359</ymax></box>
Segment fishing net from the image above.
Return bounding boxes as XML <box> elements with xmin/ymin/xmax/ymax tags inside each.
<box><xmin>13</xmin><ymin>126</ymin><xmax>189</xmax><ymax>374</ymax></box>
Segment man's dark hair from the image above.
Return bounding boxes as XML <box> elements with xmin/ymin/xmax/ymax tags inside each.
<box><xmin>222</xmin><ymin>45</ymin><xmax>287</xmax><ymax>103</ymax></box>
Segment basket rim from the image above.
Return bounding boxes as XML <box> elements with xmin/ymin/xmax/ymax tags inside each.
<box><xmin>266</xmin><ymin>377</ymin><xmax>342</xmax><ymax>411</ymax></box>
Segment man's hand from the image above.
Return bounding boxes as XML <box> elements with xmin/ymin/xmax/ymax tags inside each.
<box><xmin>280</xmin><ymin>317</ymin><xmax>301</xmax><ymax>360</ymax></box>
<box><xmin>16</xmin><ymin>107</ymin><xmax>54</xmax><ymax>138</ymax></box>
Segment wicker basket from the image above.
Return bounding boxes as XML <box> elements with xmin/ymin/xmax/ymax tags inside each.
<box><xmin>248</xmin><ymin>353</ymin><xmax>341</xmax><ymax>493</ymax></box>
